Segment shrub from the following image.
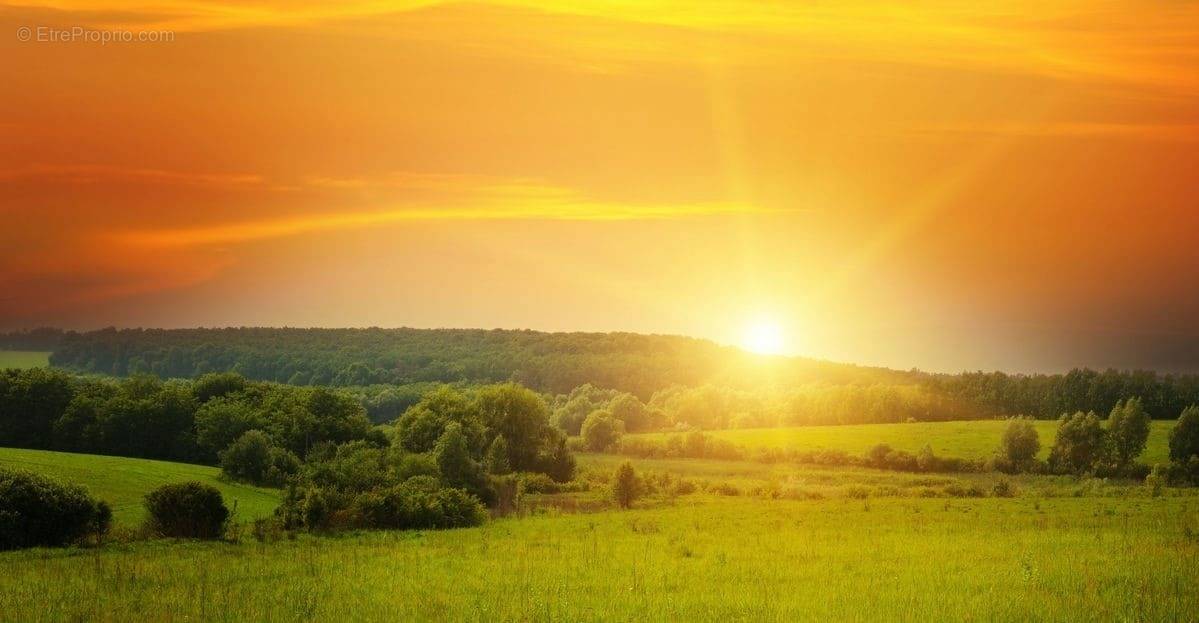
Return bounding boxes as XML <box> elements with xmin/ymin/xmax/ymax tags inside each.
<box><xmin>1145</xmin><ymin>464</ymin><xmax>1166</xmax><ymax>497</ymax></box>
<box><xmin>536</xmin><ymin>435</ymin><xmax>577</xmax><ymax>483</ymax></box>
<box><xmin>144</xmin><ymin>482</ymin><xmax>229</xmax><ymax>539</ymax></box>
<box><xmin>943</xmin><ymin>483</ymin><xmax>985</xmax><ymax>498</ymax></box>
<box><xmin>220</xmin><ymin>430</ymin><xmax>300</xmax><ymax>487</ymax></box>
<box><xmin>515</xmin><ymin>472</ymin><xmax>561</xmax><ymax>494</ymax></box>
<box><xmin>991</xmin><ymin>479</ymin><xmax>1016</xmax><ymax>498</ymax></box>
<box><xmin>866</xmin><ymin>444</ymin><xmax>894</xmax><ymax>468</ymax></box>
<box><xmin>351</xmin><ymin>479</ymin><xmax>486</xmax><ymax>529</ymax></box>
<box><xmin>1000</xmin><ymin>417</ymin><xmax>1040</xmax><ymax>465</ymax></box>
<box><xmin>845</xmin><ymin>485</ymin><xmax>870</xmax><ymax>499</ymax></box>
<box><xmin>612</xmin><ymin>462</ymin><xmax>640</xmax><ymax>509</ymax></box>
<box><xmin>0</xmin><ymin>468</ymin><xmax>111</xmax><ymax>550</ymax></box>
<box><xmin>1168</xmin><ymin>405</ymin><xmax>1199</xmax><ymax>463</ymax></box>
<box><xmin>581</xmin><ymin>410</ymin><xmax>624</xmax><ymax>451</ymax></box>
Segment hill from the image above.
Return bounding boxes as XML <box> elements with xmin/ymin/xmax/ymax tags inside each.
<box><xmin>0</xmin><ymin>447</ymin><xmax>280</xmax><ymax>526</ymax></box>
<box><xmin>45</xmin><ymin>326</ymin><xmax>915</xmax><ymax>397</ymax></box>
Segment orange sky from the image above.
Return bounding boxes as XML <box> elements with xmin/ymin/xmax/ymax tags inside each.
<box><xmin>2</xmin><ymin>0</ymin><xmax>1198</xmax><ymax>373</ymax></box>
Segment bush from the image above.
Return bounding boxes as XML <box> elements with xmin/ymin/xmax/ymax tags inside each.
<box><xmin>1000</xmin><ymin>417</ymin><xmax>1040</xmax><ymax>465</ymax></box>
<box><xmin>612</xmin><ymin>462</ymin><xmax>640</xmax><ymax>508</ymax></box>
<box><xmin>144</xmin><ymin>482</ymin><xmax>229</xmax><ymax>539</ymax></box>
<box><xmin>991</xmin><ymin>479</ymin><xmax>1016</xmax><ymax>498</ymax></box>
<box><xmin>581</xmin><ymin>410</ymin><xmax>624</xmax><ymax>451</ymax></box>
<box><xmin>515</xmin><ymin>472</ymin><xmax>561</xmax><ymax>494</ymax></box>
<box><xmin>1145</xmin><ymin>464</ymin><xmax>1166</xmax><ymax>497</ymax></box>
<box><xmin>0</xmin><ymin>468</ymin><xmax>111</xmax><ymax>550</ymax></box>
<box><xmin>220</xmin><ymin>430</ymin><xmax>300</xmax><ymax>487</ymax></box>
<box><xmin>351</xmin><ymin>478</ymin><xmax>486</xmax><ymax>529</ymax></box>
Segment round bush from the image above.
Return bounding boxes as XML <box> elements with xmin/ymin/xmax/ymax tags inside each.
<box><xmin>0</xmin><ymin>468</ymin><xmax>111</xmax><ymax>550</ymax></box>
<box><xmin>144</xmin><ymin>482</ymin><xmax>229</xmax><ymax>539</ymax></box>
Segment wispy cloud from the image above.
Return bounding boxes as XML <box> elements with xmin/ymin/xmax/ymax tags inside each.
<box><xmin>10</xmin><ymin>1</ymin><xmax>1199</xmax><ymax>93</ymax></box>
<box><xmin>105</xmin><ymin>176</ymin><xmax>788</xmax><ymax>247</ymax></box>
<box><xmin>910</xmin><ymin>121</ymin><xmax>1199</xmax><ymax>142</ymax></box>
<box><xmin>0</xmin><ymin>164</ymin><xmax>264</xmax><ymax>187</ymax></box>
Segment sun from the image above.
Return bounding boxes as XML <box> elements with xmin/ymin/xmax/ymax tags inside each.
<box><xmin>741</xmin><ymin>320</ymin><xmax>785</xmax><ymax>355</ymax></box>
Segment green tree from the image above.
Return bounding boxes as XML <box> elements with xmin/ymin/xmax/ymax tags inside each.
<box><xmin>218</xmin><ymin>430</ymin><xmax>286</xmax><ymax>485</ymax></box>
<box><xmin>395</xmin><ymin>386</ymin><xmax>484</xmax><ymax>454</ymax></box>
<box><xmin>195</xmin><ymin>398</ymin><xmax>266</xmax><ymax>461</ymax></box>
<box><xmin>608</xmin><ymin>393</ymin><xmax>652</xmax><ymax>432</ymax></box>
<box><xmin>1107</xmin><ymin>397</ymin><xmax>1151</xmax><ymax>468</ymax></box>
<box><xmin>581</xmin><ymin>409</ymin><xmax>624</xmax><ymax>451</ymax></box>
<box><xmin>485</xmin><ymin>435</ymin><xmax>511</xmax><ymax>475</ymax></box>
<box><xmin>1000</xmin><ymin>417</ymin><xmax>1040</xmax><ymax>464</ymax></box>
<box><xmin>612</xmin><ymin>461</ymin><xmax>640</xmax><ymax>509</ymax></box>
<box><xmin>1048</xmin><ymin>411</ymin><xmax>1107</xmax><ymax>474</ymax></box>
<box><xmin>1169</xmin><ymin>405</ymin><xmax>1199</xmax><ymax>463</ymax></box>
<box><xmin>191</xmin><ymin>372</ymin><xmax>248</xmax><ymax>403</ymax></box>
<box><xmin>474</xmin><ymin>383</ymin><xmax>553</xmax><ymax>472</ymax></box>
<box><xmin>435</xmin><ymin>422</ymin><xmax>491</xmax><ymax>504</ymax></box>
<box><xmin>536</xmin><ymin>433</ymin><xmax>576</xmax><ymax>483</ymax></box>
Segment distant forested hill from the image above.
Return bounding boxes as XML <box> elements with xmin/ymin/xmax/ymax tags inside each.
<box><xmin>43</xmin><ymin>327</ymin><xmax>913</xmax><ymax>397</ymax></box>
<box><xmin>10</xmin><ymin>326</ymin><xmax>1199</xmax><ymax>420</ymax></box>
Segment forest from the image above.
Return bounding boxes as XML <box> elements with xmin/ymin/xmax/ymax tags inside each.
<box><xmin>5</xmin><ymin>327</ymin><xmax>1198</xmax><ymax>422</ymax></box>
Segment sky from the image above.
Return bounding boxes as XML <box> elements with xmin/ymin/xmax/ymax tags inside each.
<box><xmin>2</xmin><ymin>0</ymin><xmax>1198</xmax><ymax>373</ymax></box>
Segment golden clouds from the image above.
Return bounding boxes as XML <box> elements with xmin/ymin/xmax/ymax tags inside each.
<box><xmin>107</xmin><ymin>174</ymin><xmax>785</xmax><ymax>247</ymax></box>
<box><xmin>10</xmin><ymin>0</ymin><xmax>1199</xmax><ymax>95</ymax></box>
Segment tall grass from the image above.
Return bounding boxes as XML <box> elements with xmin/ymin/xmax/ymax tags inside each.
<box><xmin>1</xmin><ymin>496</ymin><xmax>1196</xmax><ymax>621</ymax></box>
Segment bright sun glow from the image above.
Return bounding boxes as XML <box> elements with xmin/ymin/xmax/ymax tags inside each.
<box><xmin>741</xmin><ymin>320</ymin><xmax>785</xmax><ymax>355</ymax></box>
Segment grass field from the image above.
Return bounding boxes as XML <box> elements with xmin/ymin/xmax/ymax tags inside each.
<box><xmin>0</xmin><ymin>448</ymin><xmax>280</xmax><ymax>526</ymax></box>
<box><xmin>0</xmin><ymin>351</ymin><xmax>51</xmax><ymax>369</ymax></box>
<box><xmin>1</xmin><ymin>433</ymin><xmax>1194</xmax><ymax>621</ymax></box>
<box><xmin>1</xmin><ymin>494</ymin><xmax>1196</xmax><ymax>621</ymax></box>
<box><xmin>629</xmin><ymin>420</ymin><xmax>1175</xmax><ymax>464</ymax></box>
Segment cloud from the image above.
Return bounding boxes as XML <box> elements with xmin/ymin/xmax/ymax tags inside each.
<box><xmin>909</xmin><ymin>121</ymin><xmax>1199</xmax><ymax>142</ymax></box>
<box><xmin>105</xmin><ymin>176</ymin><xmax>788</xmax><ymax>247</ymax></box>
<box><xmin>0</xmin><ymin>164</ymin><xmax>265</xmax><ymax>187</ymax></box>
<box><xmin>9</xmin><ymin>1</ymin><xmax>1199</xmax><ymax>94</ymax></box>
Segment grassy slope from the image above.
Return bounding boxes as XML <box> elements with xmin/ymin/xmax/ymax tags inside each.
<box><xmin>0</xmin><ymin>351</ymin><xmax>51</xmax><ymax>368</ymax></box>
<box><xmin>630</xmin><ymin>420</ymin><xmax>1174</xmax><ymax>464</ymax></box>
<box><xmin>1</xmin><ymin>495</ymin><xmax>1196</xmax><ymax>621</ymax></box>
<box><xmin>0</xmin><ymin>448</ymin><xmax>280</xmax><ymax>526</ymax></box>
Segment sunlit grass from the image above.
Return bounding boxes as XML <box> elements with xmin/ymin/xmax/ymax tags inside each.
<box><xmin>629</xmin><ymin>420</ymin><xmax>1174</xmax><ymax>464</ymax></box>
<box><xmin>0</xmin><ymin>447</ymin><xmax>280</xmax><ymax>526</ymax></box>
<box><xmin>0</xmin><ymin>351</ymin><xmax>51</xmax><ymax>369</ymax></box>
<box><xmin>1</xmin><ymin>495</ymin><xmax>1196</xmax><ymax>621</ymax></box>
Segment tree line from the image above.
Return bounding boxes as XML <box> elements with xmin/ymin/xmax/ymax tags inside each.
<box><xmin>0</xmin><ymin>368</ymin><xmax>576</xmax><ymax>527</ymax></box>
<box><xmin>24</xmin><ymin>326</ymin><xmax>919</xmax><ymax>397</ymax></box>
<box><xmin>9</xmin><ymin>327</ymin><xmax>1197</xmax><ymax>423</ymax></box>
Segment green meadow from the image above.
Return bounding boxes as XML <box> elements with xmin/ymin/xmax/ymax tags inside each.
<box><xmin>1</xmin><ymin>420</ymin><xmax>1195</xmax><ymax>621</ymax></box>
<box><xmin>1</xmin><ymin>495</ymin><xmax>1196</xmax><ymax>622</ymax></box>
<box><xmin>0</xmin><ymin>351</ymin><xmax>50</xmax><ymax>369</ymax></box>
<box><xmin>629</xmin><ymin>420</ymin><xmax>1175</xmax><ymax>464</ymax></box>
<box><xmin>0</xmin><ymin>448</ymin><xmax>280</xmax><ymax>526</ymax></box>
